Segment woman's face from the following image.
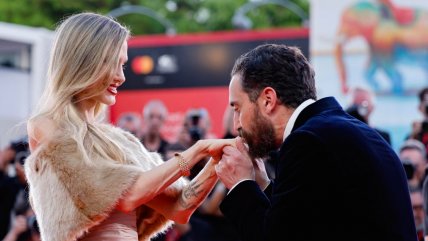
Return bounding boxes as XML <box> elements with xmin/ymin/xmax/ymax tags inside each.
<box><xmin>79</xmin><ymin>40</ymin><xmax>128</xmax><ymax>108</ymax></box>
<box><xmin>99</xmin><ymin>40</ymin><xmax>128</xmax><ymax>106</ymax></box>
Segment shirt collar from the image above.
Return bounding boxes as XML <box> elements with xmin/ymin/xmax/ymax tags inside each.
<box><xmin>283</xmin><ymin>99</ymin><xmax>315</xmax><ymax>141</ymax></box>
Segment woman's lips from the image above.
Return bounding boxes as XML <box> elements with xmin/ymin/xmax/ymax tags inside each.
<box><xmin>107</xmin><ymin>86</ymin><xmax>117</xmax><ymax>95</ymax></box>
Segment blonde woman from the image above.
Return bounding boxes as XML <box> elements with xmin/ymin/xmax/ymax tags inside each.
<box><xmin>25</xmin><ymin>13</ymin><xmax>233</xmax><ymax>241</ymax></box>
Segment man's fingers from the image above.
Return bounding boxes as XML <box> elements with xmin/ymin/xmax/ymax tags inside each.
<box><xmin>215</xmin><ymin>159</ymin><xmax>229</xmax><ymax>175</ymax></box>
<box><xmin>253</xmin><ymin>158</ymin><xmax>266</xmax><ymax>170</ymax></box>
<box><xmin>215</xmin><ymin>162</ymin><xmax>221</xmax><ymax>174</ymax></box>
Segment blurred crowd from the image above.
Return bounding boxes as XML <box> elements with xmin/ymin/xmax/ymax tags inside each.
<box><xmin>2</xmin><ymin>87</ymin><xmax>428</xmax><ymax>241</ymax></box>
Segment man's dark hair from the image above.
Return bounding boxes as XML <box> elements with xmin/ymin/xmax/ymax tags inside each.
<box><xmin>418</xmin><ymin>87</ymin><xmax>428</xmax><ymax>103</ymax></box>
<box><xmin>231</xmin><ymin>44</ymin><xmax>317</xmax><ymax>108</ymax></box>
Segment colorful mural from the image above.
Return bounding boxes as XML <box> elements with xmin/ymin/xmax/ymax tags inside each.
<box><xmin>311</xmin><ymin>0</ymin><xmax>428</xmax><ymax>150</ymax></box>
<box><xmin>335</xmin><ymin>0</ymin><xmax>428</xmax><ymax>95</ymax></box>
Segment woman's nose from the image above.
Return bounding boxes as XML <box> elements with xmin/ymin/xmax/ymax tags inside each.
<box><xmin>115</xmin><ymin>69</ymin><xmax>126</xmax><ymax>85</ymax></box>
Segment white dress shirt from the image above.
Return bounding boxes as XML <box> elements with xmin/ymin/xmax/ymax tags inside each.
<box><xmin>282</xmin><ymin>99</ymin><xmax>315</xmax><ymax>140</ymax></box>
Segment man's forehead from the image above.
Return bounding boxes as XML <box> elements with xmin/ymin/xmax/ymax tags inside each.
<box><xmin>230</xmin><ymin>74</ymin><xmax>245</xmax><ymax>92</ymax></box>
<box><xmin>229</xmin><ymin>75</ymin><xmax>242</xmax><ymax>105</ymax></box>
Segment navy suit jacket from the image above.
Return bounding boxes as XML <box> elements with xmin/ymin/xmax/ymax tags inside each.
<box><xmin>220</xmin><ymin>97</ymin><xmax>417</xmax><ymax>241</ymax></box>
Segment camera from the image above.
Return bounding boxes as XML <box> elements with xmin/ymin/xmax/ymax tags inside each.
<box><xmin>10</xmin><ymin>137</ymin><xmax>29</xmax><ymax>165</ymax></box>
<box><xmin>422</xmin><ymin>120</ymin><xmax>428</xmax><ymax>133</ymax></box>
<box><xmin>345</xmin><ymin>104</ymin><xmax>368</xmax><ymax>124</ymax></box>
<box><xmin>27</xmin><ymin>215</ymin><xmax>39</xmax><ymax>233</ymax></box>
<box><xmin>186</xmin><ymin>109</ymin><xmax>206</xmax><ymax>142</ymax></box>
<box><xmin>401</xmin><ymin>159</ymin><xmax>415</xmax><ymax>180</ymax></box>
<box><xmin>188</xmin><ymin>113</ymin><xmax>205</xmax><ymax>142</ymax></box>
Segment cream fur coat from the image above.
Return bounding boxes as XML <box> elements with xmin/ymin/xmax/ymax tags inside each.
<box><xmin>25</xmin><ymin>124</ymin><xmax>187</xmax><ymax>241</ymax></box>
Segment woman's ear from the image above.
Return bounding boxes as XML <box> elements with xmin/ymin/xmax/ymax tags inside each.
<box><xmin>258</xmin><ymin>87</ymin><xmax>278</xmax><ymax>114</ymax></box>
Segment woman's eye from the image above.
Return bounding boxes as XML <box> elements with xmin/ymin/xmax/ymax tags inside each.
<box><xmin>122</xmin><ymin>64</ymin><xmax>127</xmax><ymax>70</ymax></box>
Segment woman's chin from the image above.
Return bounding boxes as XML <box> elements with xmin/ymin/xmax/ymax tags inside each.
<box><xmin>102</xmin><ymin>97</ymin><xmax>116</xmax><ymax>106</ymax></box>
<box><xmin>108</xmin><ymin>99</ymin><xmax>116</xmax><ymax>106</ymax></box>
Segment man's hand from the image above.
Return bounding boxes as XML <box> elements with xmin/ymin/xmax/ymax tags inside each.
<box><xmin>215</xmin><ymin>137</ymin><xmax>255</xmax><ymax>189</ymax></box>
<box><xmin>235</xmin><ymin>138</ymin><xmax>270</xmax><ymax>190</ymax></box>
<box><xmin>252</xmin><ymin>158</ymin><xmax>271</xmax><ymax>191</ymax></box>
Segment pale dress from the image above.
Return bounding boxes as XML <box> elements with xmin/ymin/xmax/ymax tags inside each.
<box><xmin>79</xmin><ymin>209</ymin><xmax>138</xmax><ymax>240</ymax></box>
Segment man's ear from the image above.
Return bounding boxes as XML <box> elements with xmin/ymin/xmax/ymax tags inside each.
<box><xmin>258</xmin><ymin>87</ymin><xmax>278</xmax><ymax>114</ymax></box>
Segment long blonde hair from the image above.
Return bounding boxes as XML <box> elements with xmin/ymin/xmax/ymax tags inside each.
<box><xmin>30</xmin><ymin>12</ymin><xmax>130</xmax><ymax>163</ymax></box>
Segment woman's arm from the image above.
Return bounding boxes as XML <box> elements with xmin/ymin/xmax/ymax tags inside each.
<box><xmin>117</xmin><ymin>138</ymin><xmax>234</xmax><ymax>218</ymax></box>
<box><xmin>145</xmin><ymin>157</ymin><xmax>219</xmax><ymax>223</ymax></box>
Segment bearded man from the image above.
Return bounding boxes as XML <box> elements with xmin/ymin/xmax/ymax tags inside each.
<box><xmin>215</xmin><ymin>44</ymin><xmax>417</xmax><ymax>241</ymax></box>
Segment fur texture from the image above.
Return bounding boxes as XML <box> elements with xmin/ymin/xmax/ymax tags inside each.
<box><xmin>25</xmin><ymin>124</ymin><xmax>186</xmax><ymax>241</ymax></box>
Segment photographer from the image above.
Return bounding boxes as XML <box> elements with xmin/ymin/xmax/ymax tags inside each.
<box><xmin>183</xmin><ymin>108</ymin><xmax>217</xmax><ymax>179</ymax></box>
<box><xmin>0</xmin><ymin>137</ymin><xmax>29</xmax><ymax>240</ymax></box>
<box><xmin>163</xmin><ymin>109</ymin><xmax>240</xmax><ymax>241</ymax></box>
<box><xmin>140</xmin><ymin>100</ymin><xmax>169</xmax><ymax>159</ymax></box>
<box><xmin>409</xmin><ymin>187</ymin><xmax>425</xmax><ymax>241</ymax></box>
<box><xmin>3</xmin><ymin>214</ymin><xmax>40</xmax><ymax>241</ymax></box>
<box><xmin>185</xmin><ymin>108</ymin><xmax>207</xmax><ymax>145</ymax></box>
<box><xmin>410</xmin><ymin>87</ymin><xmax>428</xmax><ymax>158</ymax></box>
<box><xmin>345</xmin><ymin>86</ymin><xmax>391</xmax><ymax>144</ymax></box>
<box><xmin>116</xmin><ymin>112</ymin><xmax>141</xmax><ymax>138</ymax></box>
<box><xmin>399</xmin><ymin>139</ymin><xmax>427</xmax><ymax>189</ymax></box>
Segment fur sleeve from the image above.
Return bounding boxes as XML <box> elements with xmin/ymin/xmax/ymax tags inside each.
<box><xmin>25</xmin><ymin>138</ymin><xmax>144</xmax><ymax>241</ymax></box>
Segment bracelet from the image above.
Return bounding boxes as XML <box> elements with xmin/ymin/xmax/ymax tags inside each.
<box><xmin>175</xmin><ymin>152</ymin><xmax>190</xmax><ymax>177</ymax></box>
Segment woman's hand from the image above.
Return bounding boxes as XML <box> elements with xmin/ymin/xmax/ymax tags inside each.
<box><xmin>198</xmin><ymin>138</ymin><xmax>236</xmax><ymax>162</ymax></box>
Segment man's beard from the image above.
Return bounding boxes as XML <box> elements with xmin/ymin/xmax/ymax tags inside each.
<box><xmin>238</xmin><ymin>106</ymin><xmax>276</xmax><ymax>159</ymax></box>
